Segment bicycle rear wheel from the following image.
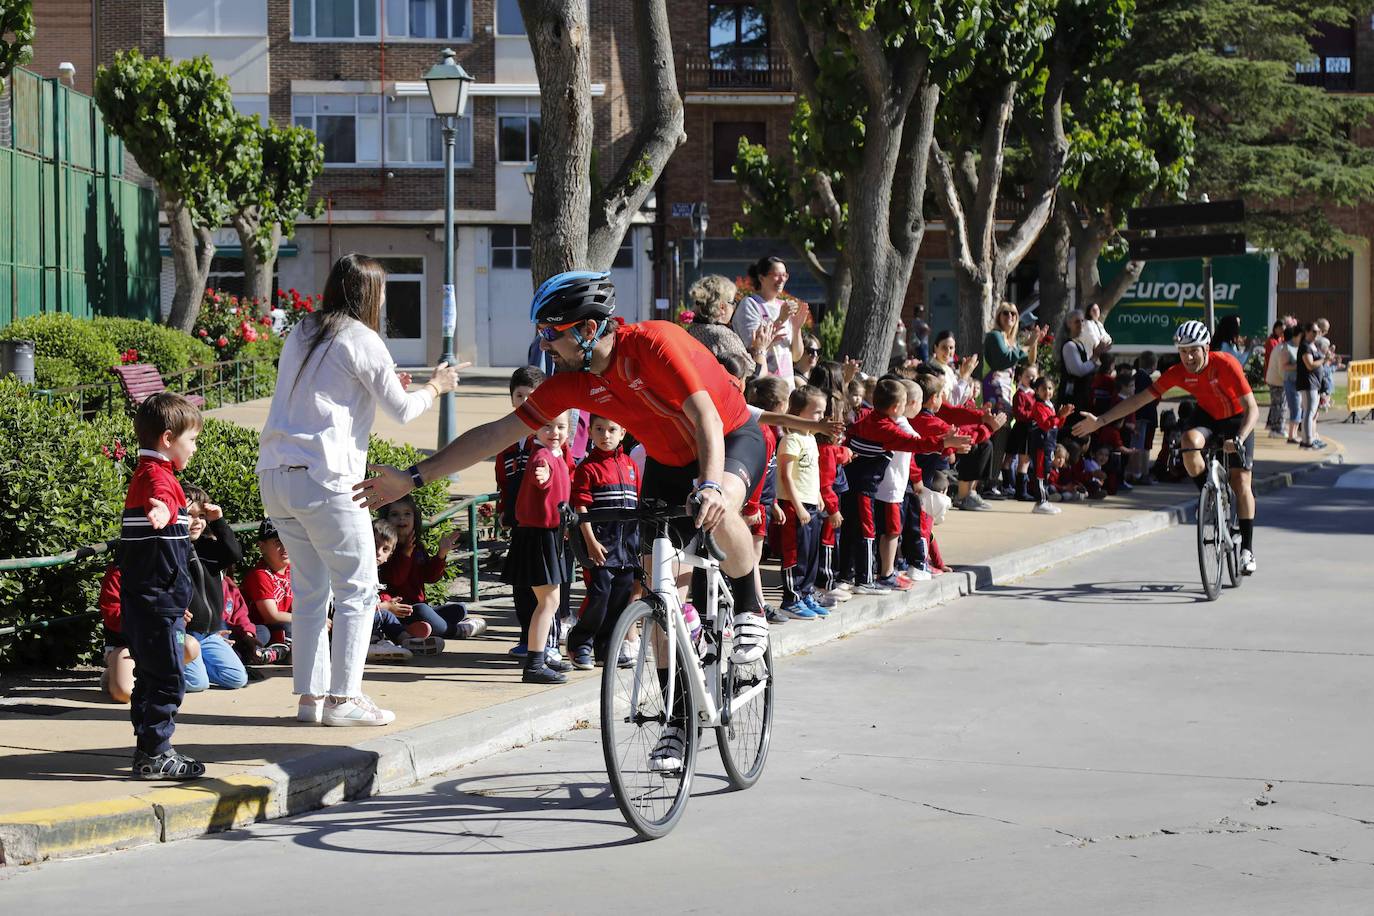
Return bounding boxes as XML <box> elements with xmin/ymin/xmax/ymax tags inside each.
<box><xmin>600</xmin><ymin>600</ymin><xmax>699</xmax><ymax>840</ymax></box>
<box><xmin>1196</xmin><ymin>482</ymin><xmax>1224</xmax><ymax>601</ymax></box>
<box><xmin>718</xmin><ymin>640</ymin><xmax>774</xmax><ymax>790</ymax></box>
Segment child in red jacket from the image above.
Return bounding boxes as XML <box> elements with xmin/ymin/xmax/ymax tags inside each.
<box><xmin>1026</xmin><ymin>376</ymin><xmax>1076</xmax><ymax>514</ymax></box>
<box><xmin>378</xmin><ymin>493</ymin><xmax>485</xmax><ymax>648</ymax></box>
<box><xmin>1009</xmin><ymin>363</ymin><xmax>1039</xmax><ymax>500</ymax></box>
<box><xmin>567</xmin><ymin>415</ymin><xmax>642</xmax><ymax>669</ymax></box>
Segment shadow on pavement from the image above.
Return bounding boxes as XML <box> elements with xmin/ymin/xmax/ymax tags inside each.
<box><xmin>976</xmin><ymin>579</ymin><xmax>1211</xmax><ymax>606</ymax></box>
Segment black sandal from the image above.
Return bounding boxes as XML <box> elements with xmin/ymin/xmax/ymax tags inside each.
<box><xmin>132</xmin><ymin>748</ymin><xmax>207</xmax><ymax>780</ymax></box>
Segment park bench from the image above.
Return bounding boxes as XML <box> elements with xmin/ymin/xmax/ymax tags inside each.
<box><xmin>109</xmin><ymin>363</ymin><xmax>205</xmax><ymax>412</ymax></box>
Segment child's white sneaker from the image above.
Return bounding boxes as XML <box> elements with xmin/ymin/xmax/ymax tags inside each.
<box><xmin>402</xmin><ymin>635</ymin><xmax>445</xmax><ymax>656</ymax></box>
<box><xmin>1033</xmin><ymin>502</ymin><xmax>1062</xmax><ymax>515</ymax></box>
<box><xmin>367</xmin><ymin>639</ymin><xmax>412</xmax><ymax>661</ymax></box>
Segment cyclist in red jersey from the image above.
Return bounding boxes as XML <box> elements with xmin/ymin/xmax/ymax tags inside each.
<box><xmin>355</xmin><ymin>271</ymin><xmax>773</xmax><ymax>669</ymax></box>
<box><xmin>1073</xmin><ymin>320</ymin><xmax>1259</xmax><ymax>574</ymax></box>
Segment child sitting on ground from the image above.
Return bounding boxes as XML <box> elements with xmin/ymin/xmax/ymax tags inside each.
<box><xmin>241</xmin><ymin>519</ymin><xmax>293</xmax><ymax>660</ymax></box>
<box><xmin>568</xmin><ymin>415</ymin><xmax>642</xmax><ymax>669</ymax></box>
<box><xmin>1048</xmin><ymin>444</ymin><xmax>1086</xmax><ymax>501</ymax></box>
<box><xmin>182</xmin><ymin>483</ymin><xmax>248</xmax><ymax>692</ymax></box>
<box><xmin>98</xmin><ymin>565</ymin><xmax>201</xmax><ymax>704</ymax></box>
<box><xmin>504</xmin><ymin>410</ymin><xmax>575</xmax><ymax>684</ymax></box>
<box><xmin>368</xmin><ymin>518</ymin><xmax>439</xmax><ymax>661</ymax></box>
<box><xmin>379</xmin><ymin>493</ymin><xmax>487</xmax><ymax>652</ymax></box>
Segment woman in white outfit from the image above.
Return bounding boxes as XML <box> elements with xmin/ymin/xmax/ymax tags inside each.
<box><xmin>256</xmin><ymin>254</ymin><xmax>459</xmax><ymax>727</ymax></box>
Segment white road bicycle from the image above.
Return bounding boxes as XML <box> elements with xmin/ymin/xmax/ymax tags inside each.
<box><xmin>1188</xmin><ymin>439</ymin><xmax>1244</xmax><ymax>601</ymax></box>
<box><xmin>576</xmin><ymin>500</ymin><xmax>775</xmax><ymax>840</ymax></box>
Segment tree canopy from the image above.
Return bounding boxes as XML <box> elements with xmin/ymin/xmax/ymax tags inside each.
<box><xmin>0</xmin><ymin>0</ymin><xmax>33</xmax><ymax>83</ymax></box>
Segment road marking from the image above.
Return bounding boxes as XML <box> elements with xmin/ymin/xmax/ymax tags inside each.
<box><xmin>1334</xmin><ymin>467</ymin><xmax>1374</xmax><ymax>489</ymax></box>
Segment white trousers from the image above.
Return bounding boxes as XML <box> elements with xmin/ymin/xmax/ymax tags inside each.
<box><xmin>259</xmin><ymin>467</ymin><xmax>377</xmax><ymax>699</ymax></box>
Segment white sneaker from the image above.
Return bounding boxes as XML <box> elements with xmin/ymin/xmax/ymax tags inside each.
<box><xmin>1240</xmin><ymin>549</ymin><xmax>1256</xmax><ymax>575</ymax></box>
<box><xmin>1033</xmin><ymin>502</ymin><xmax>1062</xmax><ymax>515</ymax></box>
<box><xmin>824</xmin><ymin>588</ymin><xmax>854</xmax><ymax>602</ymax></box>
<box><xmin>366</xmin><ymin>639</ymin><xmax>412</xmax><ymax>662</ymax></box>
<box><xmin>401</xmin><ymin>635</ymin><xmax>445</xmax><ymax>656</ymax></box>
<box><xmin>649</xmin><ymin>725</ymin><xmax>687</xmax><ymax>772</ymax></box>
<box><xmin>730</xmin><ymin>612</ymin><xmax>768</xmax><ymax>664</ymax></box>
<box><xmin>904</xmin><ymin>568</ymin><xmax>932</xmax><ymax>581</ymax></box>
<box><xmin>322</xmin><ymin>694</ymin><xmax>396</xmax><ymax>727</ymax></box>
<box><xmin>296</xmin><ymin>695</ymin><xmax>324</xmax><ymax>724</ymax></box>
<box><xmin>830</xmin><ymin>581</ymin><xmax>853</xmax><ymax>595</ymax></box>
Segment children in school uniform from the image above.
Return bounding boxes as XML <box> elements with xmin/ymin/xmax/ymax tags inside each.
<box><xmin>773</xmin><ymin>385</ymin><xmax>828</xmax><ymax>618</ymax></box>
<box><xmin>503</xmin><ymin>410</ymin><xmax>575</xmax><ymax>684</ymax></box>
<box><xmin>1009</xmin><ymin>363</ymin><xmax>1039</xmax><ymax>500</ymax></box>
<box><xmin>1025</xmin><ymin>375</ymin><xmax>1078</xmax><ymax>515</ymax></box>
<box><xmin>568</xmin><ymin>415</ymin><xmax>642</xmax><ymax>669</ymax></box>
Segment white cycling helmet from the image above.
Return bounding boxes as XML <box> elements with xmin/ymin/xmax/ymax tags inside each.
<box><xmin>1173</xmin><ymin>319</ymin><xmax>1211</xmax><ymax>350</ymax></box>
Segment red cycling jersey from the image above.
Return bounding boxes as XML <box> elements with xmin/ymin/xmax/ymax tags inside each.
<box><xmin>517</xmin><ymin>320</ymin><xmax>752</xmax><ymax>468</ymax></box>
<box><xmin>1149</xmin><ymin>351</ymin><xmax>1251</xmax><ymax>420</ymax></box>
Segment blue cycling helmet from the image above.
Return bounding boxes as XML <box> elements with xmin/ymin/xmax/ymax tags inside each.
<box><xmin>530</xmin><ymin>270</ymin><xmax>616</xmax><ymax>325</ymax></box>
<box><xmin>530</xmin><ymin>270</ymin><xmax>617</xmax><ymax>371</ymax></box>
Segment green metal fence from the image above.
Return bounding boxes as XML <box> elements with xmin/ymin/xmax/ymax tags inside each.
<box><xmin>0</xmin><ymin>68</ymin><xmax>161</xmax><ymax>330</ymax></box>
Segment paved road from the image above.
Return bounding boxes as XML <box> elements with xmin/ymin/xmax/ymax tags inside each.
<box><xmin>4</xmin><ymin>425</ymin><xmax>1372</xmax><ymax>915</ymax></box>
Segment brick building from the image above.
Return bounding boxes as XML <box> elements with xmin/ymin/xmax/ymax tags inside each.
<box><xmin>26</xmin><ymin>0</ymin><xmax>656</xmax><ymax>367</ymax></box>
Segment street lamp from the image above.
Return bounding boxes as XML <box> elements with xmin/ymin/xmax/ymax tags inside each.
<box><xmin>523</xmin><ymin>156</ymin><xmax>538</xmax><ymax>196</ymax></box>
<box><xmin>690</xmin><ymin>202</ymin><xmax>709</xmax><ymax>270</ymax></box>
<box><xmin>424</xmin><ymin>48</ymin><xmax>474</xmax><ymax>449</ymax></box>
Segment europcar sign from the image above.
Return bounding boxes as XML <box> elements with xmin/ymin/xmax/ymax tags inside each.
<box><xmin>1096</xmin><ymin>252</ymin><xmax>1277</xmax><ymax>348</ymax></box>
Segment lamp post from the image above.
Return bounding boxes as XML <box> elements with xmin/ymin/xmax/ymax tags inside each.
<box><xmin>690</xmin><ymin>202</ymin><xmax>709</xmax><ymax>274</ymax></box>
<box><xmin>424</xmin><ymin>48</ymin><xmax>474</xmax><ymax>449</ymax></box>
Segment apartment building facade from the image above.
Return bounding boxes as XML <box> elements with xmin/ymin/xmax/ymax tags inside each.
<box><xmin>28</xmin><ymin>0</ymin><xmax>656</xmax><ymax>366</ymax></box>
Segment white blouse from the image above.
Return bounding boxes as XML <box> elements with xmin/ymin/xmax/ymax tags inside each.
<box><xmin>257</xmin><ymin>317</ymin><xmax>435</xmax><ymax>492</ymax></box>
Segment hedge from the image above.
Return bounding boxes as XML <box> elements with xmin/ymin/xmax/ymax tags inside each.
<box><xmin>0</xmin><ymin>380</ymin><xmax>459</xmax><ymax>667</ymax></box>
<box><xmin>0</xmin><ymin>313</ymin><xmax>122</xmax><ymax>389</ymax></box>
<box><xmin>89</xmin><ymin>316</ymin><xmax>216</xmax><ymax>377</ymax></box>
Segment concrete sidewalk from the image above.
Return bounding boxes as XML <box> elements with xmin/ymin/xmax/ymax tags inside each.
<box><xmin>0</xmin><ymin>415</ymin><xmax>1348</xmax><ymax>865</ymax></box>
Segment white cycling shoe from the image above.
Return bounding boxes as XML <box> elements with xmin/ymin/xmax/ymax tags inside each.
<box><xmin>649</xmin><ymin>725</ymin><xmax>687</xmax><ymax>772</ymax></box>
<box><xmin>1240</xmin><ymin>549</ymin><xmax>1256</xmax><ymax>575</ymax></box>
<box><xmin>730</xmin><ymin>612</ymin><xmax>769</xmax><ymax>665</ymax></box>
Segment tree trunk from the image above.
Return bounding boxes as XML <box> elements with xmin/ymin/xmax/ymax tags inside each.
<box><xmin>521</xmin><ymin>0</ymin><xmax>593</xmax><ymax>284</ymax></box>
<box><xmin>233</xmin><ymin>212</ymin><xmax>280</xmax><ymax>305</ymax></box>
<box><xmin>1037</xmin><ymin>199</ymin><xmax>1073</xmax><ymax>336</ymax></box>
<box><xmin>822</xmin><ymin>256</ymin><xmax>852</xmax><ymax>323</ymax></box>
<box><xmin>166</xmin><ymin>198</ymin><xmax>214</xmax><ymax>333</ymax></box>
<box><xmin>1073</xmin><ymin>216</ymin><xmax>1143</xmax><ymax>319</ymax></box>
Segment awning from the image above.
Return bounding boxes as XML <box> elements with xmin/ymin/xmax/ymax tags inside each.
<box><xmin>158</xmin><ymin>243</ymin><xmax>299</xmax><ymax>259</ymax></box>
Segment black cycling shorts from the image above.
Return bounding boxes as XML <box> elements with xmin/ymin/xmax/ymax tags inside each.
<box><xmin>1180</xmin><ymin>409</ymin><xmax>1254</xmax><ymax>471</ymax></box>
<box><xmin>641</xmin><ymin>417</ymin><xmax>767</xmax><ymax>511</ymax></box>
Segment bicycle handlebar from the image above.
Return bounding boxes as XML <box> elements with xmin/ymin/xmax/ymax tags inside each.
<box><xmin>576</xmin><ymin>498</ymin><xmax>727</xmax><ymax>562</ymax></box>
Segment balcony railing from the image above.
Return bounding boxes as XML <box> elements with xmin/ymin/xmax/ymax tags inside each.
<box><xmin>683</xmin><ymin>46</ymin><xmax>793</xmax><ymax>92</ymax></box>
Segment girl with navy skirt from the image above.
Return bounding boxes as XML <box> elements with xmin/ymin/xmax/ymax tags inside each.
<box><xmin>502</xmin><ymin>410</ymin><xmax>574</xmax><ymax>684</ymax></box>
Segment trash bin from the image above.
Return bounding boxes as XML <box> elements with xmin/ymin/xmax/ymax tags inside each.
<box><xmin>0</xmin><ymin>339</ymin><xmax>36</xmax><ymax>384</ymax></box>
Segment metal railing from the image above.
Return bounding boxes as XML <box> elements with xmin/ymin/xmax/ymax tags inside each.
<box><xmin>0</xmin><ymin>492</ymin><xmax>501</xmax><ymax>640</ymax></box>
<box><xmin>29</xmin><ymin>357</ymin><xmax>278</xmax><ymax>417</ymax></box>
<box><xmin>683</xmin><ymin>46</ymin><xmax>793</xmax><ymax>91</ymax></box>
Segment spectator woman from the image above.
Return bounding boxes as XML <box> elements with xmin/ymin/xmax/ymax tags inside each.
<box><xmin>732</xmin><ymin>255</ymin><xmax>805</xmax><ymax>389</ymax></box>
<box><xmin>795</xmin><ymin>334</ymin><xmax>822</xmax><ymax>388</ymax></box>
<box><xmin>685</xmin><ymin>274</ymin><xmax>755</xmax><ymax>368</ymax></box>
<box><xmin>1078</xmin><ymin>301</ymin><xmax>1113</xmax><ymax>354</ymax></box>
<box><xmin>982</xmin><ymin>302</ymin><xmax>1048</xmax><ymax>496</ymax></box>
<box><xmin>1262</xmin><ymin>319</ymin><xmax>1287</xmax><ymax>437</ymax></box>
<box><xmin>1278</xmin><ymin>325</ymin><xmax>1302</xmax><ymax>443</ymax></box>
<box><xmin>930</xmin><ymin>330</ymin><xmax>979</xmax><ymax>407</ymax></box>
<box><xmin>1058</xmin><ymin>309</ymin><xmax>1108</xmax><ymax>411</ymax></box>
<box><xmin>1212</xmin><ymin>315</ymin><xmax>1245</xmax><ymax>360</ymax></box>
<box><xmin>257</xmin><ymin>253</ymin><xmax>460</xmax><ymax>727</ymax></box>
<box><xmin>1295</xmin><ymin>321</ymin><xmax>1326</xmax><ymax>449</ymax></box>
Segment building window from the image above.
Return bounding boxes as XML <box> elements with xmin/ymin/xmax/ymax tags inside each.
<box><xmin>497</xmin><ymin>98</ymin><xmax>540</xmax><ymax>162</ymax></box>
<box><xmin>712</xmin><ymin>121</ymin><xmax>765</xmax><ymax>181</ymax></box>
<box><xmin>292</xmin><ymin>0</ymin><xmax>379</xmax><ymax>39</ymax></box>
<box><xmin>385</xmin><ymin>97</ymin><xmax>472</xmax><ymax>165</ymax></box>
<box><xmin>293</xmin><ymin>95</ymin><xmax>381</xmax><ymax>164</ymax></box>
<box><xmin>612</xmin><ymin>234</ymin><xmax>634</xmax><ymax>269</ymax></box>
<box><xmin>385</xmin><ymin>0</ymin><xmax>471</xmax><ymax>39</ymax></box>
<box><xmin>1326</xmin><ymin>56</ymin><xmax>1352</xmax><ymax>74</ymax></box>
<box><xmin>496</xmin><ymin>0</ymin><xmax>525</xmax><ymax>35</ymax></box>
<box><xmin>709</xmin><ymin>2</ymin><xmax>768</xmax><ymax>69</ymax></box>
<box><xmin>375</xmin><ymin>257</ymin><xmax>425</xmax><ymax>343</ymax></box>
<box><xmin>234</xmin><ymin>94</ymin><xmax>271</xmax><ymax>125</ymax></box>
<box><xmin>1295</xmin><ymin>57</ymin><xmax>1320</xmax><ymax>74</ymax></box>
<box><xmin>166</xmin><ymin>0</ymin><xmax>267</xmax><ymax>35</ymax></box>
<box><xmin>490</xmin><ymin>225</ymin><xmax>531</xmax><ymax>269</ymax></box>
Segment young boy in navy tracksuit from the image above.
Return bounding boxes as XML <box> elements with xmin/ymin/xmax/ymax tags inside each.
<box><xmin>568</xmin><ymin>415</ymin><xmax>641</xmax><ymax>669</ymax></box>
<box><xmin>119</xmin><ymin>392</ymin><xmax>205</xmax><ymax>780</ymax></box>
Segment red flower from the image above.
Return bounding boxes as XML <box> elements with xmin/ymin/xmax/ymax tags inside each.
<box><xmin>244</xmin><ymin>327</ymin><xmax>259</xmax><ymax>343</ymax></box>
<box><xmin>212</xmin><ymin>294</ymin><xmax>221</xmax><ymax>304</ymax></box>
<box><xmin>289</xmin><ymin>288</ymin><xmax>298</xmax><ymax>296</ymax></box>
<box><xmin>216</xmin><ymin>336</ymin><xmax>229</xmax><ymax>348</ymax></box>
<box><xmin>205</xmin><ymin>287</ymin><xmax>214</xmax><ymax>296</ymax></box>
<box><xmin>277</xmin><ymin>289</ymin><xmax>286</xmax><ymax>298</ymax></box>
<box><xmin>303</xmin><ymin>303</ymin><xmax>314</xmax><ymax>312</ymax></box>
<box><xmin>198</xmin><ymin>328</ymin><xmax>208</xmax><ymax>337</ymax></box>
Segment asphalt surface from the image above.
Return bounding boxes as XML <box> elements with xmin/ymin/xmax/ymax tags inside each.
<box><xmin>4</xmin><ymin>422</ymin><xmax>1372</xmax><ymax>915</ymax></box>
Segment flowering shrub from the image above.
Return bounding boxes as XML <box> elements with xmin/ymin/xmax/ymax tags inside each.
<box><xmin>194</xmin><ymin>287</ymin><xmax>316</xmax><ymax>360</ymax></box>
<box><xmin>119</xmin><ymin>348</ymin><xmax>139</xmax><ymax>364</ymax></box>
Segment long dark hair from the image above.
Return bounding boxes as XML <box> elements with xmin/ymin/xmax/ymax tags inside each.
<box><xmin>1212</xmin><ymin>314</ymin><xmax>1242</xmax><ymax>351</ymax></box>
<box><xmin>291</xmin><ymin>254</ymin><xmax>387</xmax><ymax>392</ymax></box>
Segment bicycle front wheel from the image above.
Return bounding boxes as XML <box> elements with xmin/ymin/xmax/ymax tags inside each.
<box><xmin>1223</xmin><ymin>492</ymin><xmax>1242</xmax><ymax>589</ymax></box>
<box><xmin>600</xmin><ymin>600</ymin><xmax>699</xmax><ymax>840</ymax></box>
<box><xmin>1196</xmin><ymin>483</ymin><xmax>1224</xmax><ymax>601</ymax></box>
<box><xmin>718</xmin><ymin>640</ymin><xmax>774</xmax><ymax>790</ymax></box>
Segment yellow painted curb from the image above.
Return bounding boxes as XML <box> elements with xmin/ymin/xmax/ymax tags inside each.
<box><xmin>0</xmin><ymin>796</ymin><xmax>160</xmax><ymax>865</ymax></box>
<box><xmin>134</xmin><ymin>776</ymin><xmax>278</xmax><ymax>842</ymax></box>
